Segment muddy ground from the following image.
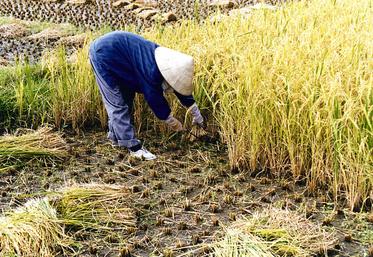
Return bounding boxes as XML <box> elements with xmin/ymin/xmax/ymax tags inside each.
<box><xmin>0</xmin><ymin>130</ymin><xmax>372</xmax><ymax>256</ymax></box>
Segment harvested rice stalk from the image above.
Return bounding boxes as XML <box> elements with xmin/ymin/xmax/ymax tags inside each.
<box><xmin>0</xmin><ymin>198</ymin><xmax>71</xmax><ymax>257</ymax></box>
<box><xmin>0</xmin><ymin>184</ymin><xmax>136</xmax><ymax>256</ymax></box>
<box><xmin>213</xmin><ymin>229</ymin><xmax>275</xmax><ymax>257</ymax></box>
<box><xmin>0</xmin><ymin>127</ymin><xmax>67</xmax><ymax>158</ymax></box>
<box><xmin>212</xmin><ymin>208</ymin><xmax>336</xmax><ymax>256</ymax></box>
<box><xmin>0</xmin><ymin>126</ymin><xmax>68</xmax><ymax>171</ymax></box>
<box><xmin>54</xmin><ymin>184</ymin><xmax>136</xmax><ymax>230</ymax></box>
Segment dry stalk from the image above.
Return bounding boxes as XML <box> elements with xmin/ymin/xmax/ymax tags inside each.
<box><xmin>0</xmin><ymin>198</ymin><xmax>71</xmax><ymax>257</ymax></box>
<box><xmin>0</xmin><ymin>126</ymin><xmax>68</xmax><ymax>171</ymax></box>
<box><xmin>0</xmin><ymin>184</ymin><xmax>136</xmax><ymax>256</ymax></box>
<box><xmin>54</xmin><ymin>183</ymin><xmax>137</xmax><ymax>230</ymax></box>
<box><xmin>212</xmin><ymin>208</ymin><xmax>337</xmax><ymax>256</ymax></box>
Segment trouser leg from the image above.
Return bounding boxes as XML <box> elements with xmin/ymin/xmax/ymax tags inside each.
<box><xmin>92</xmin><ymin>68</ymin><xmax>141</xmax><ymax>149</ymax></box>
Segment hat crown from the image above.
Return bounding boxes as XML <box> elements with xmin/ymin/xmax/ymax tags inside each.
<box><xmin>155</xmin><ymin>47</ymin><xmax>194</xmax><ymax>96</ymax></box>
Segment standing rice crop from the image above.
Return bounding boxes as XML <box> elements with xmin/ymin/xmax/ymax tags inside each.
<box><xmin>42</xmin><ymin>43</ymin><xmax>106</xmax><ymax>131</ymax></box>
<box><xmin>9</xmin><ymin>34</ymin><xmax>106</xmax><ymax>131</ymax></box>
<box><xmin>144</xmin><ymin>0</ymin><xmax>373</xmax><ymax>209</ymax></box>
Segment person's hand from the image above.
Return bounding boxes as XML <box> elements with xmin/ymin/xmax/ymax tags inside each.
<box><xmin>164</xmin><ymin>115</ymin><xmax>184</xmax><ymax>132</ymax></box>
<box><xmin>189</xmin><ymin>103</ymin><xmax>206</xmax><ymax>129</ymax></box>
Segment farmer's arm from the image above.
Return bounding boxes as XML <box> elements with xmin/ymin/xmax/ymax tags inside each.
<box><xmin>143</xmin><ymin>87</ymin><xmax>171</xmax><ymax>120</ymax></box>
<box><xmin>144</xmin><ymin>89</ymin><xmax>184</xmax><ymax>131</ymax></box>
<box><xmin>174</xmin><ymin>91</ymin><xmax>195</xmax><ymax>108</ymax></box>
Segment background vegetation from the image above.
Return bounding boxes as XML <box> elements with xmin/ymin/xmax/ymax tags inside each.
<box><xmin>0</xmin><ymin>0</ymin><xmax>371</xmax><ymax>209</ymax></box>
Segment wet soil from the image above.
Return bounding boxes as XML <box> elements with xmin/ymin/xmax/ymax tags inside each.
<box><xmin>0</xmin><ymin>131</ymin><xmax>371</xmax><ymax>256</ymax></box>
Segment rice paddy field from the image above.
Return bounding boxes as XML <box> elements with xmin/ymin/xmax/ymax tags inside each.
<box><xmin>0</xmin><ymin>0</ymin><xmax>372</xmax><ymax>256</ymax></box>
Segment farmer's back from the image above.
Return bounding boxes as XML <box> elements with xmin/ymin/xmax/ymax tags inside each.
<box><xmin>89</xmin><ymin>31</ymin><xmax>163</xmax><ymax>92</ymax></box>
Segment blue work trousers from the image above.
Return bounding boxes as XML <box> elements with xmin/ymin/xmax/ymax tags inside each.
<box><xmin>90</xmin><ymin>60</ymin><xmax>141</xmax><ymax>149</ymax></box>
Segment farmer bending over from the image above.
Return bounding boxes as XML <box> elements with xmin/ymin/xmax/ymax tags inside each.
<box><xmin>89</xmin><ymin>31</ymin><xmax>204</xmax><ymax>160</ymax></box>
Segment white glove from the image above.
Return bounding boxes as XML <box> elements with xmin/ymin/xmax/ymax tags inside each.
<box><xmin>188</xmin><ymin>103</ymin><xmax>205</xmax><ymax>128</ymax></box>
<box><xmin>164</xmin><ymin>115</ymin><xmax>184</xmax><ymax>132</ymax></box>
<box><xmin>161</xmin><ymin>80</ymin><xmax>174</xmax><ymax>94</ymax></box>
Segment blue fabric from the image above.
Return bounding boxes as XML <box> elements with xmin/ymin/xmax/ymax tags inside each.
<box><xmin>89</xmin><ymin>31</ymin><xmax>172</xmax><ymax>120</ymax></box>
<box><xmin>174</xmin><ymin>91</ymin><xmax>195</xmax><ymax>108</ymax></box>
<box><xmin>90</xmin><ymin>59</ymin><xmax>141</xmax><ymax>148</ymax></box>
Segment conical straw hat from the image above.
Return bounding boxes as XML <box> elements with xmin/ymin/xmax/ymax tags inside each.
<box><xmin>155</xmin><ymin>47</ymin><xmax>194</xmax><ymax>96</ymax></box>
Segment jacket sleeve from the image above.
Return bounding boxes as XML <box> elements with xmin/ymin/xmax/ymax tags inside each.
<box><xmin>174</xmin><ymin>91</ymin><xmax>195</xmax><ymax>108</ymax></box>
<box><xmin>143</xmin><ymin>86</ymin><xmax>171</xmax><ymax>120</ymax></box>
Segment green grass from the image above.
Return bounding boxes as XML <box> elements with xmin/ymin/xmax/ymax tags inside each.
<box><xmin>0</xmin><ymin>67</ymin><xmax>17</xmax><ymax>128</ymax></box>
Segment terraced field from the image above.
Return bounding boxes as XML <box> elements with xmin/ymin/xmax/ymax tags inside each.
<box><xmin>0</xmin><ymin>0</ymin><xmax>269</xmax><ymax>64</ymax></box>
<box><xmin>0</xmin><ymin>0</ymin><xmax>255</xmax><ymax>29</ymax></box>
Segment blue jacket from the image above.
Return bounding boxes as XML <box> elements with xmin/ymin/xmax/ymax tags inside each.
<box><xmin>89</xmin><ymin>31</ymin><xmax>195</xmax><ymax>120</ymax></box>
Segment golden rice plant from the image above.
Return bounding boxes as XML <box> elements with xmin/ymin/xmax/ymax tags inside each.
<box><xmin>143</xmin><ymin>0</ymin><xmax>372</xmax><ymax>209</ymax></box>
<box><xmin>42</xmin><ymin>38</ymin><xmax>106</xmax><ymax>131</ymax></box>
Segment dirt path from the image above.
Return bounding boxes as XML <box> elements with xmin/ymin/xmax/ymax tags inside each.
<box><xmin>0</xmin><ymin>131</ymin><xmax>371</xmax><ymax>256</ymax></box>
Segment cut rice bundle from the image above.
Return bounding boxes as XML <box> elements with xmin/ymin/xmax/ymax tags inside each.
<box><xmin>0</xmin><ymin>198</ymin><xmax>71</xmax><ymax>257</ymax></box>
<box><xmin>213</xmin><ymin>229</ymin><xmax>275</xmax><ymax>257</ymax></box>
<box><xmin>55</xmin><ymin>184</ymin><xmax>136</xmax><ymax>230</ymax></box>
<box><xmin>0</xmin><ymin>184</ymin><xmax>136</xmax><ymax>257</ymax></box>
<box><xmin>0</xmin><ymin>126</ymin><xmax>68</xmax><ymax>172</ymax></box>
<box><xmin>212</xmin><ymin>208</ymin><xmax>336</xmax><ymax>256</ymax></box>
